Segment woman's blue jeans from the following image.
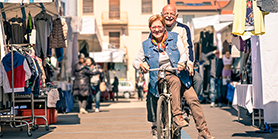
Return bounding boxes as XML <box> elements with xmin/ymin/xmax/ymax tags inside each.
<box><xmin>91</xmin><ymin>85</ymin><xmax>101</xmax><ymax>109</ymax></box>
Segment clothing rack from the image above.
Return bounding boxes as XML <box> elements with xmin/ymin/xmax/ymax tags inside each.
<box><xmin>0</xmin><ymin>44</ymin><xmax>32</xmax><ymax>137</ymax></box>
<box><xmin>0</xmin><ymin>44</ymin><xmax>48</xmax><ymax>137</ymax></box>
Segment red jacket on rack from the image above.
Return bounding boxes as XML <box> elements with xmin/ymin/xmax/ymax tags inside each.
<box><xmin>0</xmin><ymin>51</ymin><xmax>31</xmax><ymax>93</ymax></box>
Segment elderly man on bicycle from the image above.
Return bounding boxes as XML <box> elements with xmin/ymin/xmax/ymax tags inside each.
<box><xmin>133</xmin><ymin>14</ymin><xmax>214</xmax><ymax>139</ymax></box>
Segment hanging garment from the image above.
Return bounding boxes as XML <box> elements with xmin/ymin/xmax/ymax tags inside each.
<box><xmin>26</xmin><ymin>13</ymin><xmax>33</xmax><ymax>43</ymax></box>
<box><xmin>61</xmin><ymin>18</ymin><xmax>68</xmax><ymax>47</ymax></box>
<box><xmin>222</xmin><ymin>40</ymin><xmax>230</xmax><ymax>54</ymax></box>
<box><xmin>0</xmin><ymin>52</ymin><xmax>31</xmax><ymax>93</ymax></box>
<box><xmin>8</xmin><ymin>17</ymin><xmax>27</xmax><ymax>44</ymax></box>
<box><xmin>49</xmin><ymin>18</ymin><xmax>67</xmax><ymax>48</ymax></box>
<box><xmin>34</xmin><ymin>12</ymin><xmax>52</xmax><ymax>58</ymax></box>
<box><xmin>55</xmin><ymin>47</ymin><xmax>64</xmax><ymax>62</ymax></box>
<box><xmin>239</xmin><ymin>37</ymin><xmax>247</xmax><ymax>53</ymax></box>
<box><xmin>21</xmin><ymin>52</ymin><xmax>37</xmax><ymax>94</ymax></box>
<box><xmin>233</xmin><ymin>0</ymin><xmax>268</xmax><ymax>36</ymax></box>
<box><xmin>245</xmin><ymin>0</ymin><xmax>255</xmax><ymax>31</ymax></box>
<box><xmin>28</xmin><ymin>53</ymin><xmax>46</xmax><ymax>87</ymax></box>
<box><xmin>232</xmin><ymin>34</ymin><xmax>241</xmax><ymax>51</ymax></box>
<box><xmin>3</xmin><ymin>21</ymin><xmax>12</xmax><ymax>44</ymax></box>
<box><xmin>32</xmin><ymin>59</ymin><xmax>42</xmax><ymax>96</ymax></box>
<box><xmin>257</xmin><ymin>0</ymin><xmax>278</xmax><ymax>13</ymax></box>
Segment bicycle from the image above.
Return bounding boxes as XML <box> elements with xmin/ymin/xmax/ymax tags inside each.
<box><xmin>148</xmin><ymin>67</ymin><xmax>191</xmax><ymax>139</ymax></box>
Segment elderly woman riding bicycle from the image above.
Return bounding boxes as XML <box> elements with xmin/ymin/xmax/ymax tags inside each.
<box><xmin>133</xmin><ymin>14</ymin><xmax>214</xmax><ymax>139</ymax></box>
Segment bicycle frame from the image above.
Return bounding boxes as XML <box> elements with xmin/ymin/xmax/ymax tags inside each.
<box><xmin>149</xmin><ymin>67</ymin><xmax>179</xmax><ymax>139</ymax></box>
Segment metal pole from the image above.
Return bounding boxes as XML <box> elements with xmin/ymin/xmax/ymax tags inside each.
<box><xmin>11</xmin><ymin>45</ymin><xmax>15</xmax><ymax>121</ymax></box>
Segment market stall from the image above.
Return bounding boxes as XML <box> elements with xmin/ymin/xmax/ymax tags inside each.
<box><xmin>0</xmin><ymin>0</ymin><xmax>64</xmax><ymax>137</ymax></box>
<box><xmin>231</xmin><ymin>0</ymin><xmax>278</xmax><ymax>131</ymax></box>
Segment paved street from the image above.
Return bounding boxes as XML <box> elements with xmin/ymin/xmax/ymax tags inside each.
<box><xmin>0</xmin><ymin>97</ymin><xmax>277</xmax><ymax>139</ymax></box>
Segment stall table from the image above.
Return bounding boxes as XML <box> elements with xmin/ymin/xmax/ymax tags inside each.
<box><xmin>232</xmin><ymin>84</ymin><xmax>264</xmax><ymax>127</ymax></box>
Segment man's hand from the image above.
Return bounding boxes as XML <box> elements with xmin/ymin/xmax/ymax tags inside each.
<box><xmin>187</xmin><ymin>63</ymin><xmax>194</xmax><ymax>76</ymax></box>
<box><xmin>177</xmin><ymin>63</ymin><xmax>186</xmax><ymax>71</ymax></box>
<box><xmin>140</xmin><ymin>63</ymin><xmax>150</xmax><ymax>73</ymax></box>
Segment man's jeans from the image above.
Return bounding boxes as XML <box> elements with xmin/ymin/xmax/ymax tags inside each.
<box><xmin>210</xmin><ymin>76</ymin><xmax>222</xmax><ymax>103</ymax></box>
<box><xmin>92</xmin><ymin>85</ymin><xmax>101</xmax><ymax>109</ymax></box>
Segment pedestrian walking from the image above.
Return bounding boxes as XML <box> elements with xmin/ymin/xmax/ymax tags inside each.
<box><xmin>73</xmin><ymin>54</ymin><xmax>102</xmax><ymax>114</ymax></box>
<box><xmin>112</xmin><ymin>76</ymin><xmax>119</xmax><ymax>101</ymax></box>
<box><xmin>203</xmin><ymin>50</ymin><xmax>224</xmax><ymax>107</ymax></box>
<box><xmin>135</xmin><ymin>72</ymin><xmax>145</xmax><ymax>101</ymax></box>
<box><xmin>85</xmin><ymin>57</ymin><xmax>104</xmax><ymax>113</ymax></box>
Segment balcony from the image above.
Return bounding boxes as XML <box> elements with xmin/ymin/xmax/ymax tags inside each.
<box><xmin>102</xmin><ymin>11</ymin><xmax>128</xmax><ymax>25</ymax></box>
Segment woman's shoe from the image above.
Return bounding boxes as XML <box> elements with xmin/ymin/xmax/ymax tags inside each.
<box><xmin>80</xmin><ymin>108</ymin><xmax>88</xmax><ymax>114</ymax></box>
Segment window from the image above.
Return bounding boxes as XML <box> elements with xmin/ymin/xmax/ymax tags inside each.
<box><xmin>109</xmin><ymin>0</ymin><xmax>120</xmax><ymax>19</ymax></box>
<box><xmin>83</xmin><ymin>0</ymin><xmax>94</xmax><ymax>14</ymax></box>
<box><xmin>175</xmin><ymin>2</ymin><xmax>184</xmax><ymax>6</ymax></box>
<box><xmin>109</xmin><ymin>32</ymin><xmax>120</xmax><ymax>48</ymax></box>
<box><xmin>142</xmin><ymin>0</ymin><xmax>152</xmax><ymax>14</ymax></box>
<box><xmin>182</xmin><ymin>15</ymin><xmax>194</xmax><ymax>24</ymax></box>
<box><xmin>195</xmin><ymin>3</ymin><xmax>203</xmax><ymax>6</ymax></box>
<box><xmin>185</xmin><ymin>3</ymin><xmax>194</xmax><ymax>6</ymax></box>
<box><xmin>203</xmin><ymin>2</ymin><xmax>212</xmax><ymax>6</ymax></box>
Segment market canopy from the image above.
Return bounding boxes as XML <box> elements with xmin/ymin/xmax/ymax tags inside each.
<box><xmin>89</xmin><ymin>48</ymin><xmax>126</xmax><ymax>63</ymax></box>
<box><xmin>0</xmin><ymin>0</ymin><xmax>58</xmax><ymax>20</ymax></box>
<box><xmin>192</xmin><ymin>14</ymin><xmax>234</xmax><ymax>30</ymax></box>
<box><xmin>78</xmin><ymin>17</ymin><xmax>103</xmax><ymax>52</ymax></box>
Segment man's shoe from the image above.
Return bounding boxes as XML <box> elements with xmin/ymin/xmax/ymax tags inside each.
<box><xmin>95</xmin><ymin>108</ymin><xmax>99</xmax><ymax>113</ymax></box>
<box><xmin>173</xmin><ymin>115</ymin><xmax>189</xmax><ymax>127</ymax></box>
<box><xmin>150</xmin><ymin>126</ymin><xmax>157</xmax><ymax>139</ymax></box>
<box><xmin>218</xmin><ymin>103</ymin><xmax>222</xmax><ymax>108</ymax></box>
<box><xmin>210</xmin><ymin>102</ymin><xmax>215</xmax><ymax>108</ymax></box>
<box><xmin>198</xmin><ymin>128</ymin><xmax>215</xmax><ymax>139</ymax></box>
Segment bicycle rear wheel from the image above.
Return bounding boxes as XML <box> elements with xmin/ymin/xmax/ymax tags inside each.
<box><xmin>157</xmin><ymin>96</ymin><xmax>170</xmax><ymax>139</ymax></box>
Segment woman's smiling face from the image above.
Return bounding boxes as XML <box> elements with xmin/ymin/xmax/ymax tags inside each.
<box><xmin>150</xmin><ymin>19</ymin><xmax>165</xmax><ymax>40</ymax></box>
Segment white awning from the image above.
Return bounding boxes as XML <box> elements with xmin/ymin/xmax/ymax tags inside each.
<box><xmin>0</xmin><ymin>0</ymin><xmax>53</xmax><ymax>3</ymax></box>
<box><xmin>89</xmin><ymin>49</ymin><xmax>126</xmax><ymax>63</ymax></box>
<box><xmin>78</xmin><ymin>17</ymin><xmax>103</xmax><ymax>52</ymax></box>
<box><xmin>192</xmin><ymin>14</ymin><xmax>234</xmax><ymax>30</ymax></box>
<box><xmin>0</xmin><ymin>1</ymin><xmax>58</xmax><ymax>19</ymax></box>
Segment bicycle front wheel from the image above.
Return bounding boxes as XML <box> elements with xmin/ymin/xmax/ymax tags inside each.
<box><xmin>157</xmin><ymin>96</ymin><xmax>170</xmax><ymax>139</ymax></box>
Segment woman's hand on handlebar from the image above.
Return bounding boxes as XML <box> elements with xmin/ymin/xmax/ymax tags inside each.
<box><xmin>140</xmin><ymin>63</ymin><xmax>150</xmax><ymax>73</ymax></box>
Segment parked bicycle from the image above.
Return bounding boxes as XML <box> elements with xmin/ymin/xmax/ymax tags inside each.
<box><xmin>148</xmin><ymin>67</ymin><xmax>191</xmax><ymax>139</ymax></box>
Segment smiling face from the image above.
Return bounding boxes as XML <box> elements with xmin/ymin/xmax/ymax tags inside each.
<box><xmin>150</xmin><ymin>19</ymin><xmax>165</xmax><ymax>41</ymax></box>
<box><xmin>162</xmin><ymin>5</ymin><xmax>178</xmax><ymax>27</ymax></box>
<box><xmin>85</xmin><ymin>58</ymin><xmax>92</xmax><ymax>66</ymax></box>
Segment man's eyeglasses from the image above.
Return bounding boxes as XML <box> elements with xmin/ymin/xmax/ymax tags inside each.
<box><xmin>150</xmin><ymin>25</ymin><xmax>164</xmax><ymax>30</ymax></box>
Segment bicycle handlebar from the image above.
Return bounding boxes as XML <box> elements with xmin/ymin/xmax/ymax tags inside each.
<box><xmin>148</xmin><ymin>67</ymin><xmax>179</xmax><ymax>72</ymax></box>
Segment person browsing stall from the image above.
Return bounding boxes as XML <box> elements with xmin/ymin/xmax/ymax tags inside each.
<box><xmin>133</xmin><ymin>14</ymin><xmax>214</xmax><ymax>139</ymax></box>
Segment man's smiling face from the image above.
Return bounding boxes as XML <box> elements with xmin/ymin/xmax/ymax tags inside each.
<box><xmin>162</xmin><ymin>5</ymin><xmax>178</xmax><ymax>27</ymax></box>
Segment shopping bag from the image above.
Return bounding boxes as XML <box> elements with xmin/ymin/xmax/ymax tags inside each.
<box><xmin>99</xmin><ymin>82</ymin><xmax>106</xmax><ymax>92</ymax></box>
<box><xmin>226</xmin><ymin>83</ymin><xmax>235</xmax><ymax>103</ymax></box>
